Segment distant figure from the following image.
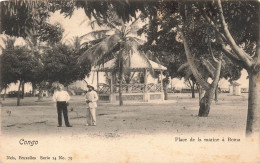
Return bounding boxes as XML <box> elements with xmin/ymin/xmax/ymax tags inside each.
<box><xmin>85</xmin><ymin>85</ymin><xmax>99</xmax><ymax>126</ymax></box>
<box><xmin>52</xmin><ymin>85</ymin><xmax>72</xmax><ymax>127</ymax></box>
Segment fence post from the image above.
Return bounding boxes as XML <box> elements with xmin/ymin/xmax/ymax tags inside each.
<box><xmin>144</xmin><ymin>69</ymin><xmax>149</xmax><ymax>102</ymax></box>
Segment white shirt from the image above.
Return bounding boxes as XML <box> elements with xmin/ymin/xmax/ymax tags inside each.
<box><xmin>53</xmin><ymin>90</ymin><xmax>70</xmax><ymax>102</ymax></box>
<box><xmin>85</xmin><ymin>90</ymin><xmax>98</xmax><ymax>108</ymax></box>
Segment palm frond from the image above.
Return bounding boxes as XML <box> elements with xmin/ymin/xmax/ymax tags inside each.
<box><xmin>126</xmin><ymin>16</ymin><xmax>141</xmax><ymax>35</ymax></box>
<box><xmin>105</xmin><ymin>11</ymin><xmax>124</xmax><ymax>30</ymax></box>
<box><xmin>61</xmin><ymin>32</ymin><xmax>70</xmax><ymax>43</ymax></box>
<box><xmin>78</xmin><ymin>34</ymin><xmax>121</xmax><ymax>65</ymax></box>
<box><xmin>126</xmin><ymin>37</ymin><xmax>145</xmax><ymax>47</ymax></box>
<box><xmin>80</xmin><ymin>37</ymin><xmax>107</xmax><ymax>49</ymax></box>
<box><xmin>95</xmin><ymin>43</ymin><xmax>120</xmax><ymax>66</ymax></box>
<box><xmin>105</xmin><ymin>22</ymin><xmax>121</xmax><ymax>33</ymax></box>
<box><xmin>87</xmin><ymin>19</ymin><xmax>99</xmax><ymax>30</ymax></box>
<box><xmin>80</xmin><ymin>30</ymin><xmax>110</xmax><ymax>40</ymax></box>
<box><xmin>129</xmin><ymin>15</ymin><xmax>141</xmax><ymax>29</ymax></box>
<box><xmin>177</xmin><ymin>62</ymin><xmax>190</xmax><ymax>72</ymax></box>
<box><xmin>79</xmin><ymin>19</ymin><xmax>88</xmax><ymax>26</ymax></box>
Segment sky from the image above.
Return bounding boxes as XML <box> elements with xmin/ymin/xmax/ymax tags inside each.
<box><xmin>48</xmin><ymin>9</ymin><xmax>91</xmax><ymax>42</ymax></box>
<box><xmin>1</xmin><ymin>8</ymin><xmax>249</xmax><ymax>93</ymax></box>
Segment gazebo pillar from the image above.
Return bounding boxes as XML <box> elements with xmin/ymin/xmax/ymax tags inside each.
<box><xmin>96</xmin><ymin>71</ymin><xmax>99</xmax><ymax>91</ymax></box>
<box><xmin>160</xmin><ymin>70</ymin><xmax>164</xmax><ymax>101</ymax></box>
<box><xmin>110</xmin><ymin>71</ymin><xmax>116</xmax><ymax>102</ymax></box>
<box><xmin>143</xmin><ymin>69</ymin><xmax>149</xmax><ymax>102</ymax></box>
<box><xmin>110</xmin><ymin>72</ymin><xmax>113</xmax><ymax>94</ymax></box>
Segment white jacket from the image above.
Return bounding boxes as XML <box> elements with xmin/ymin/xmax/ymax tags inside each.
<box><xmin>85</xmin><ymin>90</ymin><xmax>98</xmax><ymax>108</ymax></box>
<box><xmin>53</xmin><ymin>90</ymin><xmax>70</xmax><ymax>102</ymax></box>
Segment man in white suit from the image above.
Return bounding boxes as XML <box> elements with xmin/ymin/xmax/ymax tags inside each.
<box><xmin>85</xmin><ymin>85</ymin><xmax>99</xmax><ymax>126</ymax></box>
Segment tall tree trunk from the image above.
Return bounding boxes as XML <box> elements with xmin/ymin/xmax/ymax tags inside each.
<box><xmin>245</xmin><ymin>3</ymin><xmax>260</xmax><ymax>135</ymax></box>
<box><xmin>21</xmin><ymin>82</ymin><xmax>25</xmax><ymax>99</ymax></box>
<box><xmin>245</xmin><ymin>72</ymin><xmax>259</xmax><ymax>135</ymax></box>
<box><xmin>180</xmin><ymin>31</ymin><xmax>210</xmax><ymax>91</ymax></box>
<box><xmin>32</xmin><ymin>83</ymin><xmax>36</xmax><ymax>97</ymax></box>
<box><xmin>3</xmin><ymin>87</ymin><xmax>7</xmax><ymax>101</ymax></box>
<box><xmin>198</xmin><ymin>62</ymin><xmax>222</xmax><ymax>116</ymax></box>
<box><xmin>199</xmin><ymin>56</ymin><xmax>222</xmax><ymax>117</ymax></box>
<box><xmin>215</xmin><ymin>84</ymin><xmax>218</xmax><ymax>102</ymax></box>
<box><xmin>163</xmin><ymin>84</ymin><xmax>168</xmax><ymax>100</ymax></box>
<box><xmin>191</xmin><ymin>81</ymin><xmax>195</xmax><ymax>98</ymax></box>
<box><xmin>198</xmin><ymin>85</ymin><xmax>204</xmax><ymax>106</ymax></box>
<box><xmin>180</xmin><ymin>28</ymin><xmax>222</xmax><ymax>117</ymax></box>
<box><xmin>119</xmin><ymin>79</ymin><xmax>123</xmax><ymax>106</ymax></box>
<box><xmin>198</xmin><ymin>88</ymin><xmax>215</xmax><ymax>117</ymax></box>
<box><xmin>0</xmin><ymin>3</ymin><xmax>2</xmax><ymax>34</ymax></box>
<box><xmin>198</xmin><ymin>61</ymin><xmax>222</xmax><ymax>116</ymax></box>
<box><xmin>197</xmin><ymin>84</ymin><xmax>202</xmax><ymax>101</ymax></box>
<box><xmin>37</xmin><ymin>89</ymin><xmax>43</xmax><ymax>101</ymax></box>
<box><xmin>198</xmin><ymin>88</ymin><xmax>202</xmax><ymax>101</ymax></box>
<box><xmin>118</xmin><ymin>55</ymin><xmax>123</xmax><ymax>106</ymax></box>
<box><xmin>17</xmin><ymin>80</ymin><xmax>23</xmax><ymax>106</ymax></box>
<box><xmin>216</xmin><ymin>0</ymin><xmax>259</xmax><ymax>136</ymax></box>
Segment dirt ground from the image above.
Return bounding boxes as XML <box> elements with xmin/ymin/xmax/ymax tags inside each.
<box><xmin>1</xmin><ymin>93</ymin><xmax>251</xmax><ymax>136</ymax></box>
<box><xmin>1</xmin><ymin>93</ymin><xmax>260</xmax><ymax>163</ymax></box>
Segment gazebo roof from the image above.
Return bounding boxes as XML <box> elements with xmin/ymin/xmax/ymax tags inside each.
<box><xmin>229</xmin><ymin>82</ymin><xmax>241</xmax><ymax>86</ymax></box>
<box><xmin>92</xmin><ymin>51</ymin><xmax>167</xmax><ymax>72</ymax></box>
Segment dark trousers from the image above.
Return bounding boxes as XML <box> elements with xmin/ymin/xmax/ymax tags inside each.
<box><xmin>57</xmin><ymin>101</ymin><xmax>70</xmax><ymax>126</ymax></box>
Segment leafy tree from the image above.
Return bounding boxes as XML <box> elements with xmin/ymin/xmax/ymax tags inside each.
<box><xmin>0</xmin><ymin>43</ymin><xmax>41</xmax><ymax>106</ymax></box>
<box><xmin>137</xmin><ymin>1</ymin><xmax>254</xmax><ymax>118</ymax></box>
<box><xmin>0</xmin><ymin>1</ymin><xmax>63</xmax><ymax>41</ymax></box>
<box><xmin>23</xmin><ymin>26</ymin><xmax>63</xmax><ymax>100</ymax></box>
<box><xmin>197</xmin><ymin>0</ymin><xmax>259</xmax><ymax>135</ymax></box>
<box><xmin>154</xmin><ymin>0</ymin><xmax>258</xmax><ymax>134</ymax></box>
<box><xmin>43</xmin><ymin>43</ymin><xmax>91</xmax><ymax>87</ymax></box>
<box><xmin>0</xmin><ymin>36</ymin><xmax>17</xmax><ymax>94</ymax></box>
<box><xmin>1</xmin><ymin>1</ymin><xmax>64</xmax><ymax>100</ymax></box>
<box><xmin>0</xmin><ymin>36</ymin><xmax>18</xmax><ymax>101</ymax></box>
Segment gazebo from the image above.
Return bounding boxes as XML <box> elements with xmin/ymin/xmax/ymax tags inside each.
<box><xmin>229</xmin><ymin>82</ymin><xmax>241</xmax><ymax>96</ymax></box>
<box><xmin>92</xmin><ymin>51</ymin><xmax>167</xmax><ymax>102</ymax></box>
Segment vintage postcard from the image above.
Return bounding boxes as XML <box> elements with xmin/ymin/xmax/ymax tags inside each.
<box><xmin>0</xmin><ymin>0</ymin><xmax>259</xmax><ymax>162</ymax></box>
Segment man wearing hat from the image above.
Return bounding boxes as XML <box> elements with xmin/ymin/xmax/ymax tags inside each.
<box><xmin>53</xmin><ymin>85</ymin><xmax>72</xmax><ymax>127</ymax></box>
<box><xmin>85</xmin><ymin>85</ymin><xmax>99</xmax><ymax>126</ymax></box>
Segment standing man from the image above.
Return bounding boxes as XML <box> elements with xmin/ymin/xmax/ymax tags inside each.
<box><xmin>53</xmin><ymin>85</ymin><xmax>72</xmax><ymax>127</ymax></box>
<box><xmin>85</xmin><ymin>85</ymin><xmax>98</xmax><ymax>126</ymax></box>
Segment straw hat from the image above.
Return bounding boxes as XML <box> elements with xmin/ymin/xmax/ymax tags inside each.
<box><xmin>87</xmin><ymin>85</ymin><xmax>95</xmax><ymax>90</ymax></box>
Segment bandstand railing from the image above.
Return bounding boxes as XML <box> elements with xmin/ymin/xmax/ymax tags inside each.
<box><xmin>97</xmin><ymin>83</ymin><xmax>110</xmax><ymax>94</ymax></box>
<box><xmin>97</xmin><ymin>83</ymin><xmax>162</xmax><ymax>94</ymax></box>
<box><xmin>147</xmin><ymin>83</ymin><xmax>162</xmax><ymax>92</ymax></box>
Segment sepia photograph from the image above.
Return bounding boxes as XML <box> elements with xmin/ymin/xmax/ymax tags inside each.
<box><xmin>0</xmin><ymin>0</ymin><xmax>259</xmax><ymax>162</ymax></box>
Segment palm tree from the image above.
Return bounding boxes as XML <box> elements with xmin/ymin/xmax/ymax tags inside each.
<box><xmin>78</xmin><ymin>11</ymin><xmax>150</xmax><ymax>106</ymax></box>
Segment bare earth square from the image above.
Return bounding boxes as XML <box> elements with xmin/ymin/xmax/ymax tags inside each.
<box><xmin>1</xmin><ymin>93</ymin><xmax>252</xmax><ymax>136</ymax></box>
